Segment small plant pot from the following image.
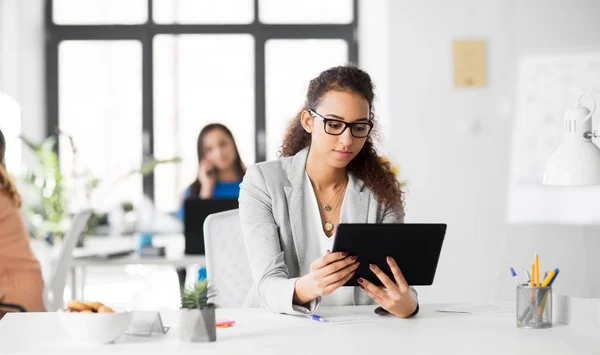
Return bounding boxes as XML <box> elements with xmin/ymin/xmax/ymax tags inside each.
<box><xmin>179</xmin><ymin>305</ymin><xmax>216</xmax><ymax>343</ymax></box>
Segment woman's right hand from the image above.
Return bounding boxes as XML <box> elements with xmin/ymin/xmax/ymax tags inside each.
<box><xmin>293</xmin><ymin>251</ymin><xmax>359</xmax><ymax>305</ymax></box>
<box><xmin>198</xmin><ymin>158</ymin><xmax>216</xmax><ymax>198</ymax></box>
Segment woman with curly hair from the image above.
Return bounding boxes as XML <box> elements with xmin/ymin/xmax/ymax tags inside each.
<box><xmin>0</xmin><ymin>128</ymin><xmax>46</xmax><ymax>319</ymax></box>
<box><xmin>239</xmin><ymin>65</ymin><xmax>418</xmax><ymax>318</ymax></box>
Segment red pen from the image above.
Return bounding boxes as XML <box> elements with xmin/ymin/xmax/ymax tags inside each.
<box><xmin>216</xmin><ymin>320</ymin><xmax>235</xmax><ymax>328</ymax></box>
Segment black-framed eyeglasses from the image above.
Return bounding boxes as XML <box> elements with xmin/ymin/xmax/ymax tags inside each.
<box><xmin>308</xmin><ymin>109</ymin><xmax>373</xmax><ymax>138</ymax></box>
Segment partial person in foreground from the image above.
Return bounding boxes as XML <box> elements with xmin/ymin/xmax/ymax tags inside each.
<box><xmin>0</xmin><ymin>128</ymin><xmax>46</xmax><ymax>319</ymax></box>
<box><xmin>239</xmin><ymin>65</ymin><xmax>418</xmax><ymax>317</ymax></box>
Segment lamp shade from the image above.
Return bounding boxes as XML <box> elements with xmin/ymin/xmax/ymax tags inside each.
<box><xmin>543</xmin><ymin>140</ymin><xmax>600</xmax><ymax>186</ymax></box>
<box><xmin>543</xmin><ymin>93</ymin><xmax>600</xmax><ymax>186</ymax></box>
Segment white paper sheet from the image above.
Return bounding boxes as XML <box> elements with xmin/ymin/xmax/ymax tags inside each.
<box><xmin>435</xmin><ymin>302</ymin><xmax>515</xmax><ymax>317</ymax></box>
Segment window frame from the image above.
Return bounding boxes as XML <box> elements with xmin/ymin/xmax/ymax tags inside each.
<box><xmin>45</xmin><ymin>0</ymin><xmax>359</xmax><ymax>200</ymax></box>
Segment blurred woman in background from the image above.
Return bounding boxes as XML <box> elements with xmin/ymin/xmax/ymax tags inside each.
<box><xmin>176</xmin><ymin>123</ymin><xmax>246</xmax><ymax>289</ymax></box>
<box><xmin>176</xmin><ymin>123</ymin><xmax>246</xmax><ymax>219</ymax></box>
<box><xmin>0</xmin><ymin>128</ymin><xmax>45</xmax><ymax>318</ymax></box>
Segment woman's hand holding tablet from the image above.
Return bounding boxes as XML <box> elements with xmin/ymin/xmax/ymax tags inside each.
<box><xmin>357</xmin><ymin>256</ymin><xmax>418</xmax><ymax>318</ymax></box>
<box><xmin>293</xmin><ymin>251</ymin><xmax>360</xmax><ymax>305</ymax></box>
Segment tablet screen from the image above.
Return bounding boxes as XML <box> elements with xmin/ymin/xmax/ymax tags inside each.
<box><xmin>331</xmin><ymin>223</ymin><xmax>446</xmax><ymax>287</ymax></box>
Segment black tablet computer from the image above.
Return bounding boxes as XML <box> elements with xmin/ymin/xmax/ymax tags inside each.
<box><xmin>331</xmin><ymin>223</ymin><xmax>446</xmax><ymax>287</ymax></box>
<box><xmin>184</xmin><ymin>198</ymin><xmax>239</xmax><ymax>255</ymax></box>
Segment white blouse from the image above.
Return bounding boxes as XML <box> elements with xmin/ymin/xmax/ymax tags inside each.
<box><xmin>302</xmin><ymin>172</ymin><xmax>354</xmax><ymax>306</ymax></box>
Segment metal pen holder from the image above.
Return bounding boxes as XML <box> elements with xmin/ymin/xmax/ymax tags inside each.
<box><xmin>516</xmin><ymin>285</ymin><xmax>552</xmax><ymax>329</ymax></box>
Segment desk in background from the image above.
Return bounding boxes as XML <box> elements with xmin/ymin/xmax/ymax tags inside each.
<box><xmin>31</xmin><ymin>234</ymin><xmax>205</xmax><ymax>301</ymax></box>
<box><xmin>1</xmin><ymin>305</ymin><xmax>598</xmax><ymax>354</ymax></box>
<box><xmin>70</xmin><ymin>234</ymin><xmax>205</xmax><ymax>300</ymax></box>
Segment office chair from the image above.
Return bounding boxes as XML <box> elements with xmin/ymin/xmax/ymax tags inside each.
<box><xmin>45</xmin><ymin>209</ymin><xmax>93</xmax><ymax>311</ymax></box>
<box><xmin>203</xmin><ymin>209</ymin><xmax>253</xmax><ymax>308</ymax></box>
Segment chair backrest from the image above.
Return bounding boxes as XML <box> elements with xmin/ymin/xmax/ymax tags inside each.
<box><xmin>203</xmin><ymin>209</ymin><xmax>252</xmax><ymax>308</ymax></box>
<box><xmin>45</xmin><ymin>209</ymin><xmax>92</xmax><ymax>311</ymax></box>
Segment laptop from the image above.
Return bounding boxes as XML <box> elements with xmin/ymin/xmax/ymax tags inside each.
<box><xmin>183</xmin><ymin>198</ymin><xmax>239</xmax><ymax>255</ymax></box>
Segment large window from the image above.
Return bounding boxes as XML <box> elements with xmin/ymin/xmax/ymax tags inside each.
<box><xmin>46</xmin><ymin>0</ymin><xmax>358</xmax><ymax>212</ymax></box>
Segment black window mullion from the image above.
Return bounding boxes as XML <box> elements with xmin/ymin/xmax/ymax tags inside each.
<box><xmin>254</xmin><ymin>35</ymin><xmax>266</xmax><ymax>162</ymax></box>
<box><xmin>45</xmin><ymin>0</ymin><xmax>58</xmax><ymax>141</ymax></box>
<box><xmin>142</xmin><ymin>31</ymin><xmax>155</xmax><ymax>199</ymax></box>
<box><xmin>141</xmin><ymin>0</ymin><xmax>155</xmax><ymax>199</ymax></box>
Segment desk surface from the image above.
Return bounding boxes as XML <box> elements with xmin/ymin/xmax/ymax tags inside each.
<box><xmin>1</xmin><ymin>305</ymin><xmax>598</xmax><ymax>354</ymax></box>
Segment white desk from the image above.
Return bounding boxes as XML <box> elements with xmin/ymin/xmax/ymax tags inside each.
<box><xmin>1</xmin><ymin>305</ymin><xmax>598</xmax><ymax>354</ymax></box>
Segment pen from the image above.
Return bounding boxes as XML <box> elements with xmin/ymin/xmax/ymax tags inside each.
<box><xmin>534</xmin><ymin>254</ymin><xmax>540</xmax><ymax>287</ymax></box>
<box><xmin>310</xmin><ymin>314</ymin><xmax>326</xmax><ymax>322</ymax></box>
<box><xmin>509</xmin><ymin>267</ymin><xmax>523</xmax><ymax>286</ymax></box>
<box><xmin>511</xmin><ymin>268</ymin><xmax>536</xmax><ymax>310</ymax></box>
<box><xmin>548</xmin><ymin>268</ymin><xmax>560</xmax><ymax>286</ymax></box>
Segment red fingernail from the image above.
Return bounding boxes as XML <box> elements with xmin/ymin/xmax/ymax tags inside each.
<box><xmin>359</xmin><ymin>285</ymin><xmax>364</xmax><ymax>289</ymax></box>
<box><xmin>387</xmin><ymin>256</ymin><xmax>392</xmax><ymax>262</ymax></box>
<box><xmin>341</xmin><ymin>252</ymin><xmax>347</xmax><ymax>257</ymax></box>
<box><xmin>351</xmin><ymin>256</ymin><xmax>357</xmax><ymax>261</ymax></box>
<box><xmin>370</xmin><ymin>264</ymin><xmax>376</xmax><ymax>270</ymax></box>
<box><xmin>326</xmin><ymin>250</ymin><xmax>331</xmax><ymax>253</ymax></box>
<box><xmin>357</xmin><ymin>278</ymin><xmax>363</xmax><ymax>284</ymax></box>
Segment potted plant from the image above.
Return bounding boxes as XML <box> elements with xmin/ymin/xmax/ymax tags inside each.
<box><xmin>179</xmin><ymin>279</ymin><xmax>217</xmax><ymax>343</ymax></box>
<box><xmin>18</xmin><ymin>132</ymin><xmax>180</xmax><ymax>243</ymax></box>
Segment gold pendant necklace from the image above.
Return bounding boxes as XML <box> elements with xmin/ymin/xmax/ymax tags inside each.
<box><xmin>318</xmin><ymin>181</ymin><xmax>347</xmax><ymax>235</ymax></box>
<box><xmin>314</xmin><ymin>180</ymin><xmax>345</xmax><ymax>212</ymax></box>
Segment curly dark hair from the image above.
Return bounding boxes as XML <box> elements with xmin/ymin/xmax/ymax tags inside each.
<box><xmin>279</xmin><ymin>65</ymin><xmax>404</xmax><ymax>213</ymax></box>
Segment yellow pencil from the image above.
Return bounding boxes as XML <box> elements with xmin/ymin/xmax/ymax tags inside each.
<box><xmin>535</xmin><ymin>254</ymin><xmax>540</xmax><ymax>287</ymax></box>
<box><xmin>541</xmin><ymin>270</ymin><xmax>555</xmax><ymax>287</ymax></box>
<box><xmin>530</xmin><ymin>264</ymin><xmax>534</xmax><ymax>286</ymax></box>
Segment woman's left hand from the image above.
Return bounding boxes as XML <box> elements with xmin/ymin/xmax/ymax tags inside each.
<box><xmin>358</xmin><ymin>256</ymin><xmax>418</xmax><ymax>318</ymax></box>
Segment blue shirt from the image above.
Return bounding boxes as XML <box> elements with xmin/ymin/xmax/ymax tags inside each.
<box><xmin>176</xmin><ymin>180</ymin><xmax>242</xmax><ymax>220</ymax></box>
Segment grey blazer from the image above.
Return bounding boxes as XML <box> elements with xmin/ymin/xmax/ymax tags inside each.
<box><xmin>239</xmin><ymin>147</ymin><xmax>413</xmax><ymax>315</ymax></box>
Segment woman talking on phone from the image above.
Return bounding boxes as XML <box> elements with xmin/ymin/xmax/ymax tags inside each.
<box><xmin>176</xmin><ymin>123</ymin><xmax>246</xmax><ymax>219</ymax></box>
<box><xmin>176</xmin><ymin>123</ymin><xmax>246</xmax><ymax>288</ymax></box>
<box><xmin>239</xmin><ymin>65</ymin><xmax>418</xmax><ymax>318</ymax></box>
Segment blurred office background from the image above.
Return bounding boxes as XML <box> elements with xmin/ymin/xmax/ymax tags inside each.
<box><xmin>1</xmin><ymin>0</ymin><xmax>600</xmax><ymax>310</ymax></box>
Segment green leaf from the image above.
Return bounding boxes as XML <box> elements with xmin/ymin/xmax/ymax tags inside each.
<box><xmin>127</xmin><ymin>157</ymin><xmax>181</xmax><ymax>177</ymax></box>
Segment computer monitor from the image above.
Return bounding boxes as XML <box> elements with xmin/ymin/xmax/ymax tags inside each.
<box><xmin>183</xmin><ymin>199</ymin><xmax>239</xmax><ymax>255</ymax></box>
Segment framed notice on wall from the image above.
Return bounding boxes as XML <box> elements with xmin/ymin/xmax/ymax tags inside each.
<box><xmin>452</xmin><ymin>40</ymin><xmax>486</xmax><ymax>88</ymax></box>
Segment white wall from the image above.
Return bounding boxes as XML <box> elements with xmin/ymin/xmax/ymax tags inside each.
<box><xmin>0</xmin><ymin>0</ymin><xmax>46</xmax><ymax>149</ymax></box>
<box><xmin>358</xmin><ymin>0</ymin><xmax>392</xmax><ymax>154</ymax></box>
<box><xmin>387</xmin><ymin>0</ymin><xmax>600</xmax><ymax>304</ymax></box>
<box><xmin>388</xmin><ymin>0</ymin><xmax>516</xmax><ymax>303</ymax></box>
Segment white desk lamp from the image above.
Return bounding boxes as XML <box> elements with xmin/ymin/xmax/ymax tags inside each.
<box><xmin>543</xmin><ymin>93</ymin><xmax>600</xmax><ymax>186</ymax></box>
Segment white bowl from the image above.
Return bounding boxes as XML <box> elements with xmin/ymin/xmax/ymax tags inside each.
<box><xmin>58</xmin><ymin>310</ymin><xmax>133</xmax><ymax>344</ymax></box>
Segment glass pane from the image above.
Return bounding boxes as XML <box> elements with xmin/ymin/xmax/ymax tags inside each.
<box><xmin>53</xmin><ymin>0</ymin><xmax>147</xmax><ymax>25</ymax></box>
<box><xmin>154</xmin><ymin>0</ymin><xmax>253</xmax><ymax>24</ymax></box>
<box><xmin>154</xmin><ymin>35</ymin><xmax>254</xmax><ymax>212</ymax></box>
<box><xmin>0</xmin><ymin>93</ymin><xmax>21</xmax><ymax>175</ymax></box>
<box><xmin>59</xmin><ymin>41</ymin><xmax>143</xmax><ymax>211</ymax></box>
<box><xmin>259</xmin><ymin>0</ymin><xmax>353</xmax><ymax>24</ymax></box>
<box><xmin>265</xmin><ymin>39</ymin><xmax>348</xmax><ymax>160</ymax></box>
